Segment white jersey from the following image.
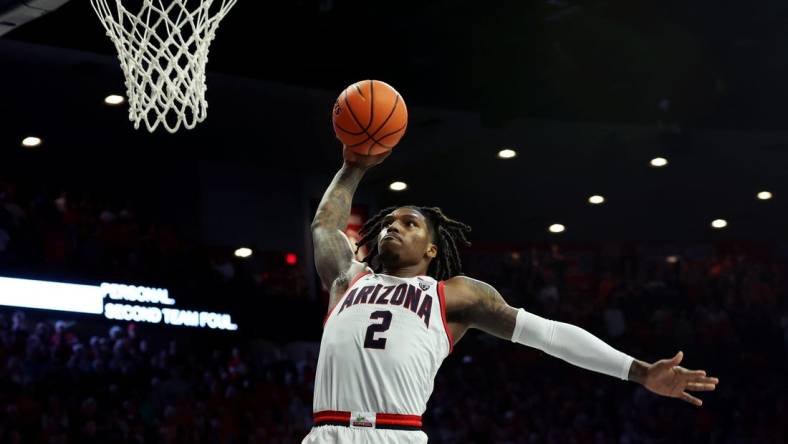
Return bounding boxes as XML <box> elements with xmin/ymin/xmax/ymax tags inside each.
<box><xmin>313</xmin><ymin>271</ymin><xmax>453</xmax><ymax>416</ymax></box>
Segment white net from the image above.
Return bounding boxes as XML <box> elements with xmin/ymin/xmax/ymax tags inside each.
<box><xmin>91</xmin><ymin>0</ymin><xmax>237</xmax><ymax>133</ymax></box>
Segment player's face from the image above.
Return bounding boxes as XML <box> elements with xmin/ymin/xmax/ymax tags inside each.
<box><xmin>377</xmin><ymin>208</ymin><xmax>436</xmax><ymax>267</ymax></box>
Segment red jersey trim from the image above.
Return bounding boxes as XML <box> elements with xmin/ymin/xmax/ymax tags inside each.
<box><xmin>437</xmin><ymin>280</ymin><xmax>454</xmax><ymax>354</ymax></box>
<box><xmin>313</xmin><ymin>410</ymin><xmax>422</xmax><ymax>427</ymax></box>
<box><xmin>322</xmin><ymin>270</ymin><xmax>371</xmax><ymax>328</ymax></box>
<box><xmin>313</xmin><ymin>410</ymin><xmax>350</xmax><ymax>423</ymax></box>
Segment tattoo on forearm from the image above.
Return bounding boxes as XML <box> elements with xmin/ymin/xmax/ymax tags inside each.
<box><xmin>312</xmin><ymin>164</ymin><xmax>367</xmax><ymax>286</ymax></box>
<box><xmin>468</xmin><ymin>280</ymin><xmax>518</xmax><ymax>340</ymax></box>
<box><xmin>313</xmin><ymin>165</ymin><xmax>366</xmax><ymax>230</ymax></box>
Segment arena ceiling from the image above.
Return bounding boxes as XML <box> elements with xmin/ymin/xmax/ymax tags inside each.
<box><xmin>1</xmin><ymin>0</ymin><xmax>787</xmax><ymax>243</ymax></box>
<box><xmin>6</xmin><ymin>0</ymin><xmax>788</xmax><ymax>130</ymax></box>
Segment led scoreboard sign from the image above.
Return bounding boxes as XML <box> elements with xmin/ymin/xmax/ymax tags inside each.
<box><xmin>0</xmin><ymin>276</ymin><xmax>238</xmax><ymax>331</ymax></box>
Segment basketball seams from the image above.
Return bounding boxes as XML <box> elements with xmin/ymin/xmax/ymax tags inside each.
<box><xmin>345</xmin><ymin>135</ymin><xmax>394</xmax><ymax>150</ymax></box>
<box><xmin>342</xmin><ymin>81</ymin><xmax>383</xmax><ymax>152</ymax></box>
<box><xmin>335</xmin><ymin>125</ymin><xmax>366</xmax><ymax>136</ymax></box>
<box><xmin>374</xmin><ymin>122</ymin><xmax>408</xmax><ymax>143</ymax></box>
<box><xmin>365</xmin><ymin>80</ymin><xmax>376</xmax><ymax>154</ymax></box>
<box><xmin>335</xmin><ymin>90</ymin><xmax>367</xmax><ymax>136</ymax></box>
<box><xmin>367</xmin><ymin>94</ymin><xmax>400</xmax><ymax>139</ymax></box>
<box><xmin>334</xmin><ymin>80</ymin><xmax>407</xmax><ymax>153</ymax></box>
<box><xmin>343</xmin><ymin>91</ymin><xmax>372</xmax><ymax>144</ymax></box>
<box><xmin>367</xmin><ymin>80</ymin><xmax>375</xmax><ymax>132</ymax></box>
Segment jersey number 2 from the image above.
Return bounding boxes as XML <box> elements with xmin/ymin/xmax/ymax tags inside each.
<box><xmin>363</xmin><ymin>310</ymin><xmax>392</xmax><ymax>349</ymax></box>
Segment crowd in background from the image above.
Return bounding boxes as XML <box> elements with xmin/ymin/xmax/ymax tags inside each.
<box><xmin>0</xmin><ymin>178</ymin><xmax>315</xmax><ymax>337</ymax></box>
<box><xmin>2</xmin><ymin>178</ymin><xmax>788</xmax><ymax>443</ymax></box>
<box><xmin>0</xmin><ymin>311</ymin><xmax>319</xmax><ymax>443</ymax></box>
<box><xmin>425</xmin><ymin>244</ymin><xmax>788</xmax><ymax>443</ymax></box>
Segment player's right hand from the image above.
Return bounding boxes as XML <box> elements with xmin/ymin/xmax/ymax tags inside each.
<box><xmin>343</xmin><ymin>145</ymin><xmax>392</xmax><ymax>169</ymax></box>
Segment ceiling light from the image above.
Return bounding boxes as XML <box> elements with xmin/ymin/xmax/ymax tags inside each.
<box><xmin>389</xmin><ymin>181</ymin><xmax>407</xmax><ymax>191</ymax></box>
<box><xmin>497</xmin><ymin>149</ymin><xmax>517</xmax><ymax>159</ymax></box>
<box><xmin>234</xmin><ymin>247</ymin><xmax>253</xmax><ymax>258</ymax></box>
<box><xmin>22</xmin><ymin>136</ymin><xmax>41</xmax><ymax>147</ymax></box>
<box><xmin>588</xmin><ymin>195</ymin><xmax>605</xmax><ymax>204</ymax></box>
<box><xmin>104</xmin><ymin>94</ymin><xmax>125</xmax><ymax>105</ymax></box>
<box><xmin>548</xmin><ymin>224</ymin><xmax>565</xmax><ymax>233</ymax></box>
<box><xmin>650</xmin><ymin>157</ymin><xmax>668</xmax><ymax>167</ymax></box>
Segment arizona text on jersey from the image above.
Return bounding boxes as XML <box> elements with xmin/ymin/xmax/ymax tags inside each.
<box><xmin>314</xmin><ymin>271</ymin><xmax>453</xmax><ymax>420</ymax></box>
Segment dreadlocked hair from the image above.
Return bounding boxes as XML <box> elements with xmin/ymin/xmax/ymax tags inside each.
<box><xmin>354</xmin><ymin>206</ymin><xmax>472</xmax><ymax>281</ymax></box>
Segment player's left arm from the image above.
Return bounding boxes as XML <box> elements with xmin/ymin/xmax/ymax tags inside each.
<box><xmin>444</xmin><ymin>276</ymin><xmax>719</xmax><ymax>407</ymax></box>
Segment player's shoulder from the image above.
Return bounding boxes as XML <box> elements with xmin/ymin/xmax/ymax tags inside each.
<box><xmin>442</xmin><ymin>275</ymin><xmax>494</xmax><ymax>308</ymax></box>
<box><xmin>330</xmin><ymin>261</ymin><xmax>371</xmax><ymax>294</ymax></box>
<box><xmin>444</xmin><ymin>275</ymin><xmax>489</xmax><ymax>291</ymax></box>
<box><xmin>442</xmin><ymin>276</ymin><xmax>506</xmax><ymax>325</ymax></box>
<box><xmin>350</xmin><ymin>260</ymin><xmax>373</xmax><ymax>277</ymax></box>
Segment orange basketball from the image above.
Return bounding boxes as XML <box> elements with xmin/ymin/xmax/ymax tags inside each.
<box><xmin>332</xmin><ymin>80</ymin><xmax>408</xmax><ymax>155</ymax></box>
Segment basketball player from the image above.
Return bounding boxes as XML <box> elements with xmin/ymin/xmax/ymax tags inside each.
<box><xmin>302</xmin><ymin>147</ymin><xmax>719</xmax><ymax>443</ymax></box>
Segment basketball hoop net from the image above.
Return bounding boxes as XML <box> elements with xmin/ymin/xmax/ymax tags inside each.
<box><xmin>91</xmin><ymin>0</ymin><xmax>237</xmax><ymax>133</ymax></box>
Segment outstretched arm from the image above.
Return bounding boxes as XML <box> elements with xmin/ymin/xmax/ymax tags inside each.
<box><xmin>311</xmin><ymin>147</ymin><xmax>390</xmax><ymax>292</ymax></box>
<box><xmin>444</xmin><ymin>276</ymin><xmax>719</xmax><ymax>406</ymax></box>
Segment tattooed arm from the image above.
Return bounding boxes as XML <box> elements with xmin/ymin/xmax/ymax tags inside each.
<box><xmin>443</xmin><ymin>276</ymin><xmax>719</xmax><ymax>405</ymax></box>
<box><xmin>311</xmin><ymin>147</ymin><xmax>390</xmax><ymax>305</ymax></box>
<box><xmin>443</xmin><ymin>276</ymin><xmax>519</xmax><ymax>341</ymax></box>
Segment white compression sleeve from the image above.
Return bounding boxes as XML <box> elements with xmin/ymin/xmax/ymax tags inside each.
<box><xmin>510</xmin><ymin>308</ymin><xmax>634</xmax><ymax>380</ymax></box>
